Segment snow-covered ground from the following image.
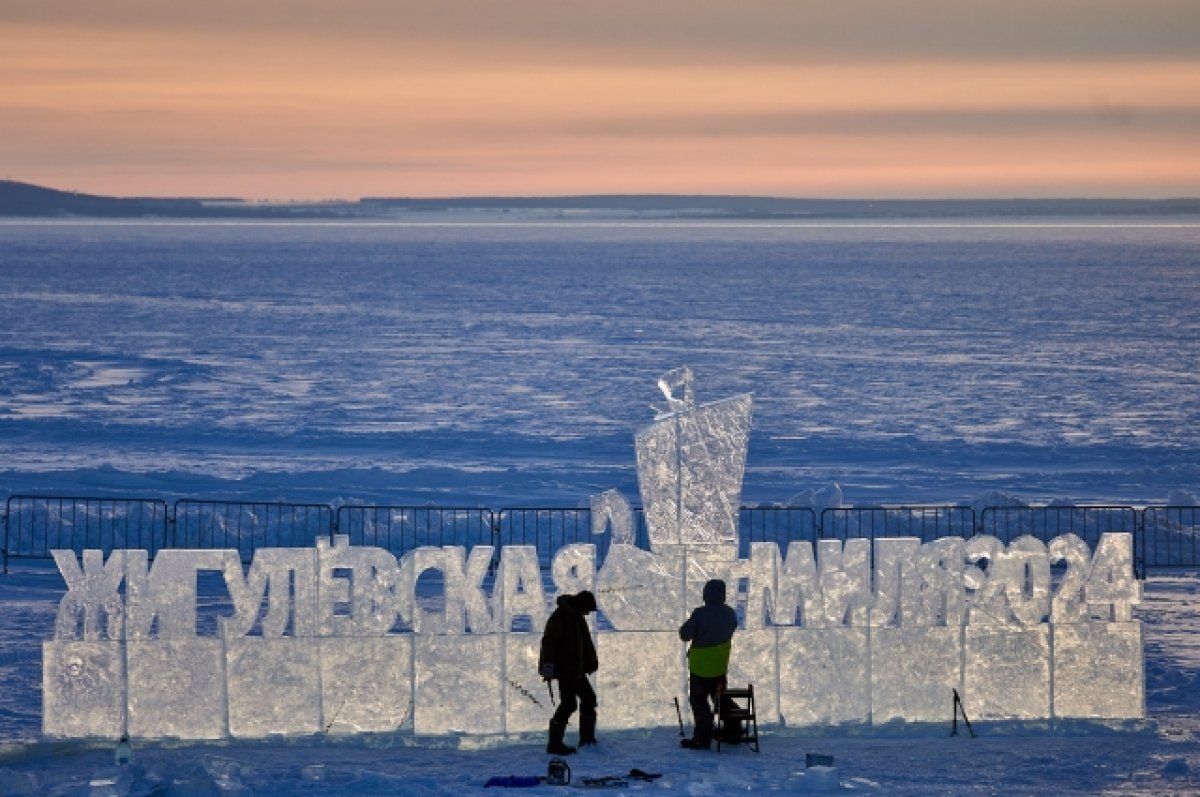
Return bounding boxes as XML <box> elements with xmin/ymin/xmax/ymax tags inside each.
<box><xmin>0</xmin><ymin>219</ymin><xmax>1198</xmax><ymax>794</ymax></box>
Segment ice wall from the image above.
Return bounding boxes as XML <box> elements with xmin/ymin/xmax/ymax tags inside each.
<box><xmin>44</xmin><ymin>532</ymin><xmax>1143</xmax><ymax>739</ymax></box>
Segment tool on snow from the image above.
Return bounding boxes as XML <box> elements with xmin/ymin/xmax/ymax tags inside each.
<box><xmin>951</xmin><ymin>688</ymin><xmax>975</xmax><ymax>737</ymax></box>
<box><xmin>546</xmin><ymin>757</ymin><xmax>571</xmax><ymax>786</ymax></box>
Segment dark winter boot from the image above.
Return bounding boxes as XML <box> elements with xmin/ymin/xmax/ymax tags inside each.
<box><xmin>546</xmin><ymin>720</ymin><xmax>576</xmax><ymax>755</ymax></box>
<box><xmin>578</xmin><ymin>712</ymin><xmax>598</xmax><ymax>746</ymax></box>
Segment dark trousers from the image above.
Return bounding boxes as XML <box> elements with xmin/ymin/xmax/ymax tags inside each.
<box><xmin>688</xmin><ymin>673</ymin><xmax>726</xmax><ymax>746</ymax></box>
<box><xmin>551</xmin><ymin>676</ymin><xmax>597</xmax><ymax>726</ymax></box>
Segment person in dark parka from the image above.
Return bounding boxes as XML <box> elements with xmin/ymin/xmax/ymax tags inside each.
<box><xmin>538</xmin><ymin>590</ymin><xmax>599</xmax><ymax>755</ymax></box>
<box><xmin>678</xmin><ymin>578</ymin><xmax>738</xmax><ymax>750</ymax></box>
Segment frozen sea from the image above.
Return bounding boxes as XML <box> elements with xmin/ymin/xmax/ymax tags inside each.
<box><xmin>1</xmin><ymin>218</ymin><xmax>1200</xmax><ymax>795</ymax></box>
<box><xmin>0</xmin><ymin>219</ymin><xmax>1198</xmax><ymax>509</ymax></box>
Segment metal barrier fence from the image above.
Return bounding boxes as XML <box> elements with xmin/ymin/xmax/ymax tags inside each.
<box><xmin>3</xmin><ymin>495</ymin><xmax>170</xmax><ymax>569</ymax></box>
<box><xmin>5</xmin><ymin>495</ymin><xmax>1198</xmax><ymax>575</ymax></box>
<box><xmin>1142</xmin><ymin>507</ymin><xmax>1200</xmax><ymax>569</ymax></box>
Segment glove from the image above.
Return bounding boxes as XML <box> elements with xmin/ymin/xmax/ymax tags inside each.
<box><xmin>539</xmin><ymin>662</ymin><xmax>555</xmax><ymax>680</ymax></box>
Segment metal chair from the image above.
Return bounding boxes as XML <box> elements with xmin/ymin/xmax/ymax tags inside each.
<box><xmin>715</xmin><ymin>683</ymin><xmax>759</xmax><ymax>752</ymax></box>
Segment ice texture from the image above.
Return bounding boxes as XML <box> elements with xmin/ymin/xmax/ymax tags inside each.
<box><xmin>127</xmin><ymin>639</ymin><xmax>226</xmax><ymax>738</ymax></box>
<box><xmin>594</xmin><ymin>544</ymin><xmax>685</xmax><ymax>631</ymax></box>
<box><xmin>551</xmin><ymin>544</ymin><xmax>596</xmax><ymax>597</ymax></box>
<box><xmin>594</xmin><ymin>631</ymin><xmax>685</xmax><ymax>730</ymax></box>
<box><xmin>127</xmin><ymin>550</ymin><xmax>233</xmax><ymax>640</ymax></box>
<box><xmin>53</xmin><ymin>550</ymin><xmax>128</xmax><ymax>641</ymax></box>
<box><xmin>503</xmin><ymin>633</ymin><xmax>551</xmax><ymax>734</ymax></box>
<box><xmin>226</xmin><ymin>638</ymin><xmax>321</xmax><ymax>737</ymax></box>
<box><xmin>871</xmin><ymin>627</ymin><xmax>963</xmax><ymax>723</ymax></box>
<box><xmin>777</xmin><ymin>628</ymin><xmax>870</xmax><ymax>725</ymax></box>
<box><xmin>320</xmin><ymin>636</ymin><xmax>413</xmax><ymax>734</ymax></box>
<box><xmin>964</xmin><ymin>626</ymin><xmax>1051</xmax><ymax>719</ymax></box>
<box><xmin>413</xmin><ymin>635</ymin><xmax>504</xmax><ymax>735</ymax></box>
<box><xmin>1052</xmin><ymin>622</ymin><xmax>1145</xmax><ymax>718</ymax></box>
<box><xmin>42</xmin><ymin>641</ymin><xmax>125</xmax><ymax>738</ymax></box>
<box><xmin>591</xmin><ymin>489</ymin><xmax>634</xmax><ymax>545</ymax></box>
<box><xmin>635</xmin><ymin>368</ymin><xmax>752</xmax><ymax>547</ymax></box>
<box><xmin>726</xmin><ymin>629</ymin><xmax>780</xmax><ymax>724</ymax></box>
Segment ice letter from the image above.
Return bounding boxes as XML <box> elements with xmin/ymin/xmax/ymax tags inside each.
<box><xmin>551</xmin><ymin>543</ymin><xmax>596</xmax><ymax>596</ymax></box>
<box><xmin>54</xmin><ymin>549</ymin><xmax>129</xmax><ymax>641</ymax></box>
<box><xmin>396</xmin><ymin>546</ymin><xmax>451</xmax><ymax>634</ymax></box>
<box><xmin>444</xmin><ymin>545</ymin><xmax>496</xmax><ymax>633</ymax></box>
<box><xmin>494</xmin><ymin>546</ymin><xmax>546</xmax><ymax>632</ymax></box>
<box><xmin>1048</xmin><ymin>533</ymin><xmax>1091</xmax><ymax>624</ymax></box>
<box><xmin>965</xmin><ymin>535</ymin><xmax>1011</xmax><ymax>627</ymax></box>
<box><xmin>746</xmin><ymin>541</ymin><xmax>821</xmax><ymax>628</ymax></box>
<box><xmin>993</xmin><ymin>535</ymin><xmax>1050</xmax><ymax>626</ymax></box>
<box><xmin>869</xmin><ymin>538</ymin><xmax>919</xmax><ymax>627</ymax></box>
<box><xmin>126</xmin><ymin>549</ymin><xmax>233</xmax><ymax>639</ymax></box>
<box><xmin>591</xmin><ymin>489</ymin><xmax>634</xmax><ymax>545</ymax></box>
<box><xmin>818</xmin><ymin>538</ymin><xmax>870</xmax><ymax>627</ymax></box>
<box><xmin>220</xmin><ymin>548</ymin><xmax>318</xmax><ymax>638</ymax></box>
<box><xmin>1084</xmin><ymin>533</ymin><xmax>1140</xmax><ymax>622</ymax></box>
<box><xmin>317</xmin><ymin>535</ymin><xmax>402</xmax><ymax>636</ymax></box>
<box><xmin>901</xmin><ymin>537</ymin><xmax>966</xmax><ymax>627</ymax></box>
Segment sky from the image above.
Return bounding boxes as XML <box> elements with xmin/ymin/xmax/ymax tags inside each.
<box><xmin>2</xmin><ymin>0</ymin><xmax>1199</xmax><ymax>201</ymax></box>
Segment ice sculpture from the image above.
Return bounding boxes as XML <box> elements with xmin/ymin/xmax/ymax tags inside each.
<box><xmin>42</xmin><ymin>370</ymin><xmax>1147</xmax><ymax>740</ymax></box>
<box><xmin>634</xmin><ymin>366</ymin><xmax>752</xmax><ymax>548</ymax></box>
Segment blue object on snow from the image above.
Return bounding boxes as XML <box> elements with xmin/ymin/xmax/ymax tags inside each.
<box><xmin>484</xmin><ymin>775</ymin><xmax>543</xmax><ymax>788</ymax></box>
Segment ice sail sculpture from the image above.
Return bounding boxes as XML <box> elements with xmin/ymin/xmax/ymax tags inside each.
<box><xmin>635</xmin><ymin>367</ymin><xmax>753</xmax><ymax>547</ymax></box>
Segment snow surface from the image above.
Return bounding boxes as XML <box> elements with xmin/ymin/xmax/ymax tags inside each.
<box><xmin>1</xmin><ymin>218</ymin><xmax>1199</xmax><ymax>793</ymax></box>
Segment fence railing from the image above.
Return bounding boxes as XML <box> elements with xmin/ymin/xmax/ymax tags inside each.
<box><xmin>4</xmin><ymin>494</ymin><xmax>1194</xmax><ymax>576</ymax></box>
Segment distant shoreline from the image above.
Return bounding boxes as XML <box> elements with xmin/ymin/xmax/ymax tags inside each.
<box><xmin>3</xmin><ymin>179</ymin><xmax>1199</xmax><ymax>220</ymax></box>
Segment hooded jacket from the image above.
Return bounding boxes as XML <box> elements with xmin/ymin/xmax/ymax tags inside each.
<box><xmin>679</xmin><ymin>579</ymin><xmax>738</xmax><ymax>678</ymax></box>
<box><xmin>538</xmin><ymin>592</ymin><xmax>599</xmax><ymax>681</ymax></box>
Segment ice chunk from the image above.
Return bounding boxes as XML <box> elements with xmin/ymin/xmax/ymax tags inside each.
<box><xmin>127</xmin><ymin>639</ymin><xmax>226</xmax><ymax>738</ymax></box>
<box><xmin>594</xmin><ymin>545</ymin><xmax>685</xmax><ymax>631</ymax></box>
<box><xmin>1052</xmin><ymin>622</ymin><xmax>1145</xmax><ymax>718</ymax></box>
<box><xmin>226</xmin><ymin>637</ymin><xmax>321</xmax><ymax>737</ymax></box>
<box><xmin>503</xmin><ymin>633</ymin><xmax>551</xmax><ymax>734</ymax></box>
<box><xmin>1084</xmin><ymin>533</ymin><xmax>1140</xmax><ymax>622</ymax></box>
<box><xmin>414</xmin><ymin>635</ymin><xmax>504</xmax><ymax>735</ymax></box>
<box><xmin>1048</xmin><ymin>533</ymin><xmax>1091</xmax><ymax>624</ymax></box>
<box><xmin>443</xmin><ymin>546</ymin><xmax>497</xmax><ymax>634</ymax></box>
<box><xmin>725</xmin><ymin>629</ymin><xmax>780</xmax><ymax>724</ymax></box>
<box><xmin>992</xmin><ymin>535</ymin><xmax>1051</xmax><ymax>626</ymax></box>
<box><xmin>964</xmin><ymin>626</ymin><xmax>1050</xmax><ymax>719</ymax></box>
<box><xmin>320</xmin><ymin>636</ymin><xmax>413</xmax><ymax>734</ymax></box>
<box><xmin>871</xmin><ymin>627</ymin><xmax>962</xmax><ymax>722</ymax></box>
<box><xmin>777</xmin><ymin>628</ymin><xmax>869</xmax><ymax>725</ymax></box>
<box><xmin>42</xmin><ymin>641</ymin><xmax>125</xmax><ymax>738</ymax></box>
<box><xmin>594</xmin><ymin>631</ymin><xmax>685</xmax><ymax>729</ymax></box>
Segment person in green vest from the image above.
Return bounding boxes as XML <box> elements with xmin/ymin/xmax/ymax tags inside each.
<box><xmin>678</xmin><ymin>578</ymin><xmax>738</xmax><ymax>750</ymax></box>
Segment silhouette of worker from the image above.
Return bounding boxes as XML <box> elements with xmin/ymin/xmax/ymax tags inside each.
<box><xmin>678</xmin><ymin>579</ymin><xmax>737</xmax><ymax>750</ymax></box>
<box><xmin>539</xmin><ymin>590</ymin><xmax>599</xmax><ymax>754</ymax></box>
